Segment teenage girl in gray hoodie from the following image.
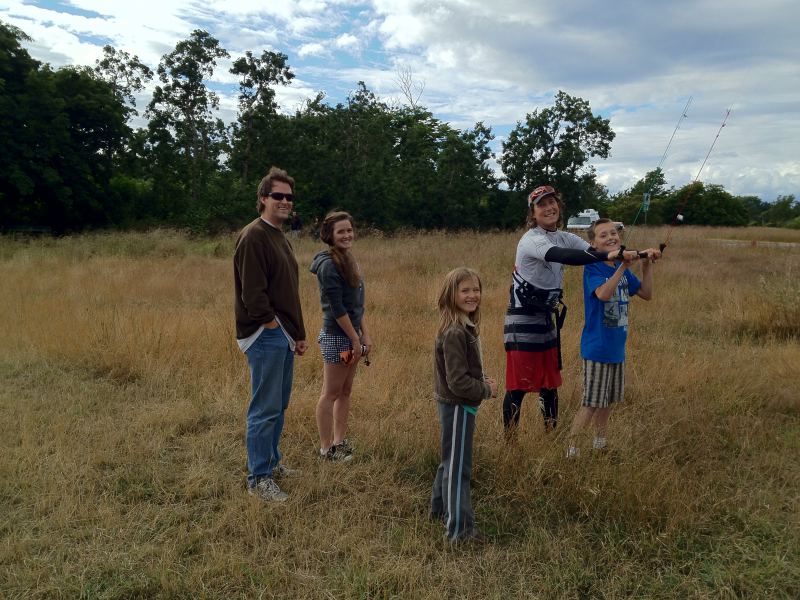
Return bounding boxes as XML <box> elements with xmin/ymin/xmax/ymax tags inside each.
<box><xmin>310</xmin><ymin>211</ymin><xmax>373</xmax><ymax>461</ymax></box>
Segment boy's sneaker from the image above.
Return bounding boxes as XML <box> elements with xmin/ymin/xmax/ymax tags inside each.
<box><xmin>247</xmin><ymin>477</ymin><xmax>288</xmax><ymax>502</ymax></box>
<box><xmin>566</xmin><ymin>446</ymin><xmax>580</xmax><ymax>458</ymax></box>
<box><xmin>320</xmin><ymin>445</ymin><xmax>353</xmax><ymax>462</ymax></box>
<box><xmin>274</xmin><ymin>464</ymin><xmax>301</xmax><ymax>478</ymax></box>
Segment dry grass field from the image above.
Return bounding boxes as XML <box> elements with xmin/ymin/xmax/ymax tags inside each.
<box><xmin>1</xmin><ymin>226</ymin><xmax>798</xmax><ymax>599</ymax></box>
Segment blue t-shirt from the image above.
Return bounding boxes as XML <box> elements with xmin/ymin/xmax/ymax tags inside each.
<box><xmin>580</xmin><ymin>262</ymin><xmax>641</xmax><ymax>364</ymax></box>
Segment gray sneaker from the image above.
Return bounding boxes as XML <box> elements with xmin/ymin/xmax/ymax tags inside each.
<box><xmin>274</xmin><ymin>464</ymin><xmax>301</xmax><ymax>478</ymax></box>
<box><xmin>337</xmin><ymin>439</ymin><xmax>355</xmax><ymax>454</ymax></box>
<box><xmin>248</xmin><ymin>477</ymin><xmax>288</xmax><ymax>502</ymax></box>
<box><xmin>320</xmin><ymin>445</ymin><xmax>353</xmax><ymax>462</ymax></box>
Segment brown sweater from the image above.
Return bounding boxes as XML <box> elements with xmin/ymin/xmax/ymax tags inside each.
<box><xmin>233</xmin><ymin>218</ymin><xmax>306</xmax><ymax>341</ymax></box>
<box><xmin>434</xmin><ymin>323</ymin><xmax>491</xmax><ymax>407</ymax></box>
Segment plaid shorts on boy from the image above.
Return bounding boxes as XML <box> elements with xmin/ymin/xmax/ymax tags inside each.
<box><xmin>581</xmin><ymin>359</ymin><xmax>624</xmax><ymax>408</ymax></box>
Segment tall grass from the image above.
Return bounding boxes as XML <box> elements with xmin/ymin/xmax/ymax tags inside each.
<box><xmin>1</xmin><ymin>226</ymin><xmax>798</xmax><ymax>598</ymax></box>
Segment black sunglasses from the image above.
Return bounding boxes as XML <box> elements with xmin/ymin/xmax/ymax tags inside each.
<box><xmin>267</xmin><ymin>192</ymin><xmax>295</xmax><ymax>202</ymax></box>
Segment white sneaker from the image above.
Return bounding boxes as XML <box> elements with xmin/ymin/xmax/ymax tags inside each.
<box><xmin>566</xmin><ymin>446</ymin><xmax>580</xmax><ymax>459</ymax></box>
<box><xmin>248</xmin><ymin>477</ymin><xmax>288</xmax><ymax>502</ymax></box>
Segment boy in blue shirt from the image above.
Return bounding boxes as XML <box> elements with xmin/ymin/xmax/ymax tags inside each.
<box><xmin>567</xmin><ymin>219</ymin><xmax>661</xmax><ymax>457</ymax></box>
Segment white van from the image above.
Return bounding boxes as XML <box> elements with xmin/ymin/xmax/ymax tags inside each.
<box><xmin>567</xmin><ymin>209</ymin><xmax>624</xmax><ymax>232</ymax></box>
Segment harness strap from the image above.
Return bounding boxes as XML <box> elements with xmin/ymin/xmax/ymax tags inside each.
<box><xmin>508</xmin><ymin>272</ymin><xmax>568</xmax><ymax>369</ymax></box>
<box><xmin>554</xmin><ymin>302</ymin><xmax>567</xmax><ymax>370</ymax></box>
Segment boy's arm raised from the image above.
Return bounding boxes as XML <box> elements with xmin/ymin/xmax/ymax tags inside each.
<box><xmin>593</xmin><ymin>258</ymin><xmax>633</xmax><ymax>302</ymax></box>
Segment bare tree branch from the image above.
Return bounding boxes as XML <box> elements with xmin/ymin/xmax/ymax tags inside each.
<box><xmin>394</xmin><ymin>65</ymin><xmax>425</xmax><ymax>109</ymax></box>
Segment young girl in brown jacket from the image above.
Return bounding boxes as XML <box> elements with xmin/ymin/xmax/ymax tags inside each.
<box><xmin>430</xmin><ymin>268</ymin><xmax>498</xmax><ymax>542</ymax></box>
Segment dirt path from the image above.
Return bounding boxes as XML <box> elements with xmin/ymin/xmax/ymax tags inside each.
<box><xmin>708</xmin><ymin>238</ymin><xmax>800</xmax><ymax>249</ymax></box>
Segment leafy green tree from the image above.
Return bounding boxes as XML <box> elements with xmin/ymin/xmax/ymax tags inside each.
<box><xmin>229</xmin><ymin>50</ymin><xmax>293</xmax><ymax>187</ymax></box>
<box><xmin>298</xmin><ymin>82</ymin><xmax>398</xmax><ymax>227</ymax></box>
<box><xmin>500</xmin><ymin>91</ymin><xmax>614</xmax><ymax>214</ymax></box>
<box><xmin>236</xmin><ymin>81</ymin><xmax>501</xmax><ymax>231</ymax></box>
<box><xmin>662</xmin><ymin>182</ymin><xmax>748</xmax><ymax>226</ymax></box>
<box><xmin>581</xmin><ymin>181</ymin><xmax>612</xmax><ymax>216</ymax></box>
<box><xmin>737</xmin><ymin>195</ymin><xmax>769</xmax><ymax>224</ymax></box>
<box><xmin>390</xmin><ymin>105</ymin><xmax>442</xmax><ymax>227</ymax></box>
<box><xmin>92</xmin><ymin>45</ymin><xmax>153</xmax><ymax>201</ymax></box>
<box><xmin>94</xmin><ymin>45</ymin><xmax>153</xmax><ymax>118</ymax></box>
<box><xmin>606</xmin><ymin>169</ymin><xmax>670</xmax><ymax>225</ymax></box>
<box><xmin>232</xmin><ymin>82</ymin><xmax>400</xmax><ymax>228</ymax></box>
<box><xmin>283</xmin><ymin>93</ymin><xmax>336</xmax><ymax>219</ymax></box>
<box><xmin>1</xmin><ymin>22</ymin><xmax>128</xmax><ymax>231</ymax></box>
<box><xmin>761</xmin><ymin>195</ymin><xmax>799</xmax><ymax>226</ymax></box>
<box><xmin>432</xmin><ymin>121</ymin><xmax>496</xmax><ymax>228</ymax></box>
<box><xmin>145</xmin><ymin>30</ymin><xmax>229</xmax><ymax>219</ymax></box>
<box><xmin>50</xmin><ymin>66</ymin><xmax>129</xmax><ymax>228</ymax></box>
<box><xmin>630</xmin><ymin>168</ymin><xmax>669</xmax><ymax>198</ymax></box>
<box><xmin>0</xmin><ymin>21</ymin><xmax>40</xmax><ymax>227</ymax></box>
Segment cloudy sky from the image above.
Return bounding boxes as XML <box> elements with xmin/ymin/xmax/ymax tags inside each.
<box><xmin>3</xmin><ymin>0</ymin><xmax>799</xmax><ymax>200</ymax></box>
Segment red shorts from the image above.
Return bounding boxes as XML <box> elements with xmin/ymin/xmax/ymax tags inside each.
<box><xmin>505</xmin><ymin>348</ymin><xmax>562</xmax><ymax>391</ymax></box>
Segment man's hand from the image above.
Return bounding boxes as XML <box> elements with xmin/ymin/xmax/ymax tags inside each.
<box><xmin>295</xmin><ymin>340</ymin><xmax>308</xmax><ymax>355</ymax></box>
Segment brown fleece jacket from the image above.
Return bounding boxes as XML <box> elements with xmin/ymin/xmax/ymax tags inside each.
<box><xmin>233</xmin><ymin>218</ymin><xmax>306</xmax><ymax>341</ymax></box>
<box><xmin>434</xmin><ymin>323</ymin><xmax>491</xmax><ymax>407</ymax></box>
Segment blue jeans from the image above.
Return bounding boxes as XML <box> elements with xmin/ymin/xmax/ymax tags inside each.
<box><xmin>245</xmin><ymin>327</ymin><xmax>294</xmax><ymax>484</ymax></box>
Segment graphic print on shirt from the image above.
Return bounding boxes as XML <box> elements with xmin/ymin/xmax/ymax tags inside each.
<box><xmin>602</xmin><ymin>275</ymin><xmax>630</xmax><ymax>328</ymax></box>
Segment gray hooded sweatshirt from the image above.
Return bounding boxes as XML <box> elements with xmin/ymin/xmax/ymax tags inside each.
<box><xmin>309</xmin><ymin>250</ymin><xmax>365</xmax><ymax>336</ymax></box>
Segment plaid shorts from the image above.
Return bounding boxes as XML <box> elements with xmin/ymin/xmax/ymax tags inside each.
<box><xmin>582</xmin><ymin>359</ymin><xmax>625</xmax><ymax>408</ymax></box>
<box><xmin>317</xmin><ymin>330</ymin><xmax>352</xmax><ymax>364</ymax></box>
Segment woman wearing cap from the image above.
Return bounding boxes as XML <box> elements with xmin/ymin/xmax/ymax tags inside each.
<box><xmin>502</xmin><ymin>185</ymin><xmax>640</xmax><ymax>433</ymax></box>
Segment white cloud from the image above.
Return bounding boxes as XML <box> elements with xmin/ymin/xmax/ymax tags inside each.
<box><xmin>297</xmin><ymin>42</ymin><xmax>329</xmax><ymax>58</ymax></box>
<box><xmin>334</xmin><ymin>32</ymin><xmax>359</xmax><ymax>51</ymax></box>
<box><xmin>274</xmin><ymin>78</ymin><xmax>324</xmax><ymax>113</ymax></box>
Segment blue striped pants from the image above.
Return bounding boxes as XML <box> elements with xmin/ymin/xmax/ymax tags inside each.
<box><xmin>430</xmin><ymin>403</ymin><xmax>477</xmax><ymax>541</ymax></box>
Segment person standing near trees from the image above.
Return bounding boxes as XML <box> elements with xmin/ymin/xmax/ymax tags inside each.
<box><xmin>310</xmin><ymin>211</ymin><xmax>372</xmax><ymax>461</ymax></box>
<box><xmin>233</xmin><ymin>167</ymin><xmax>307</xmax><ymax>502</ymax></box>
<box><xmin>502</xmin><ymin>185</ymin><xmax>640</xmax><ymax>434</ymax></box>
<box><xmin>290</xmin><ymin>211</ymin><xmax>303</xmax><ymax>238</ymax></box>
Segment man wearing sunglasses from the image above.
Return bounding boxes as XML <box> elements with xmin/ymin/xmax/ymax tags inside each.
<box><xmin>234</xmin><ymin>166</ymin><xmax>308</xmax><ymax>502</ymax></box>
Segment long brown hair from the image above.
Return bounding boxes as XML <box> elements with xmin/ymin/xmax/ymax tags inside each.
<box><xmin>526</xmin><ymin>193</ymin><xmax>565</xmax><ymax>229</ymax></box>
<box><xmin>436</xmin><ymin>267</ymin><xmax>482</xmax><ymax>337</ymax></box>
<box><xmin>320</xmin><ymin>211</ymin><xmax>361</xmax><ymax>288</ymax></box>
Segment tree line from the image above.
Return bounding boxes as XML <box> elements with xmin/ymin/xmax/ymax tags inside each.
<box><xmin>1</xmin><ymin>22</ymin><xmax>796</xmax><ymax>234</ymax></box>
